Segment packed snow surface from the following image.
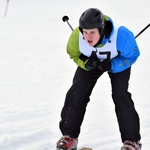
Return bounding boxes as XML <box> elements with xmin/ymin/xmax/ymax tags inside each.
<box><xmin>0</xmin><ymin>0</ymin><xmax>149</xmax><ymax>149</ymax></box>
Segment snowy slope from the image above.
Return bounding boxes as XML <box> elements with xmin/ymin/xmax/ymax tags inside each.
<box><xmin>0</xmin><ymin>0</ymin><xmax>150</xmax><ymax>150</ymax></box>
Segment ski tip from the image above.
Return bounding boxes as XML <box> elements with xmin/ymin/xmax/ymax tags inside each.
<box><xmin>79</xmin><ymin>148</ymin><xmax>93</xmax><ymax>150</ymax></box>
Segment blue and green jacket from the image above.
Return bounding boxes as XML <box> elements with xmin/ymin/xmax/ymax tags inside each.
<box><xmin>66</xmin><ymin>15</ymin><xmax>140</xmax><ymax>73</ymax></box>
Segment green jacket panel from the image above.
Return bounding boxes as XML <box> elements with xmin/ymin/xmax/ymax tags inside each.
<box><xmin>67</xmin><ymin>27</ymin><xmax>88</xmax><ymax>70</ymax></box>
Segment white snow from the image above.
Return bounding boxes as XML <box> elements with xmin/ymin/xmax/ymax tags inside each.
<box><xmin>0</xmin><ymin>0</ymin><xmax>149</xmax><ymax>149</ymax></box>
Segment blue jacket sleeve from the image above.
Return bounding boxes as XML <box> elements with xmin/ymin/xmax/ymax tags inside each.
<box><xmin>111</xmin><ymin>26</ymin><xmax>140</xmax><ymax>73</ymax></box>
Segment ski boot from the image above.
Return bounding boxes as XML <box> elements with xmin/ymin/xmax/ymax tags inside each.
<box><xmin>121</xmin><ymin>140</ymin><xmax>142</xmax><ymax>150</ymax></box>
<box><xmin>56</xmin><ymin>135</ymin><xmax>78</xmax><ymax>150</ymax></box>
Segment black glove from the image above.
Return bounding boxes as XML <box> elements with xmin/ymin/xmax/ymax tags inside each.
<box><xmin>85</xmin><ymin>57</ymin><xmax>103</xmax><ymax>71</ymax></box>
<box><xmin>86</xmin><ymin>58</ymin><xmax>111</xmax><ymax>71</ymax></box>
<box><xmin>98</xmin><ymin>60</ymin><xmax>111</xmax><ymax>72</ymax></box>
<box><xmin>85</xmin><ymin>51</ymin><xmax>111</xmax><ymax>71</ymax></box>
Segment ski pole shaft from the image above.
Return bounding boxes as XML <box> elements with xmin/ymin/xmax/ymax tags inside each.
<box><xmin>4</xmin><ymin>0</ymin><xmax>10</xmax><ymax>17</ymax></box>
<box><xmin>62</xmin><ymin>16</ymin><xmax>74</xmax><ymax>31</ymax></box>
<box><xmin>135</xmin><ymin>23</ymin><xmax>150</xmax><ymax>39</ymax></box>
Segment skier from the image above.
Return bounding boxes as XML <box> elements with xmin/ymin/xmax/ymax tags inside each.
<box><xmin>56</xmin><ymin>8</ymin><xmax>142</xmax><ymax>150</ymax></box>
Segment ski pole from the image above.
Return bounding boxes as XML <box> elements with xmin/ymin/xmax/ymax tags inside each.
<box><xmin>4</xmin><ymin>0</ymin><xmax>10</xmax><ymax>17</ymax></box>
<box><xmin>62</xmin><ymin>16</ymin><xmax>74</xmax><ymax>31</ymax></box>
<box><xmin>135</xmin><ymin>23</ymin><xmax>150</xmax><ymax>39</ymax></box>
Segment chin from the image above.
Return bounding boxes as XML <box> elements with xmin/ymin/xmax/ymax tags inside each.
<box><xmin>88</xmin><ymin>43</ymin><xmax>94</xmax><ymax>46</ymax></box>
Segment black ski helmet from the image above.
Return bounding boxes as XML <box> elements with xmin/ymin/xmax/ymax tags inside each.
<box><xmin>79</xmin><ymin>8</ymin><xmax>105</xmax><ymax>30</ymax></box>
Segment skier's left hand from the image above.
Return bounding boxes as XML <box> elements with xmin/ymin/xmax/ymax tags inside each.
<box><xmin>97</xmin><ymin>60</ymin><xmax>111</xmax><ymax>72</ymax></box>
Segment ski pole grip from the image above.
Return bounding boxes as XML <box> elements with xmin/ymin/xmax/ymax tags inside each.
<box><xmin>62</xmin><ymin>16</ymin><xmax>69</xmax><ymax>22</ymax></box>
<box><xmin>62</xmin><ymin>16</ymin><xmax>74</xmax><ymax>31</ymax></box>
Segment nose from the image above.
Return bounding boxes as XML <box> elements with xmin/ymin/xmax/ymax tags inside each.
<box><xmin>87</xmin><ymin>33</ymin><xmax>92</xmax><ymax>39</ymax></box>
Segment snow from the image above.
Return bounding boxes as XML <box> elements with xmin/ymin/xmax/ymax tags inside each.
<box><xmin>0</xmin><ymin>0</ymin><xmax>149</xmax><ymax>149</ymax></box>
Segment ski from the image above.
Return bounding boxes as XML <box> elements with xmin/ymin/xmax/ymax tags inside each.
<box><xmin>78</xmin><ymin>148</ymin><xmax>93</xmax><ymax>150</ymax></box>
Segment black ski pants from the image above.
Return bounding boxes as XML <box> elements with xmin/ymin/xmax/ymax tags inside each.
<box><xmin>59</xmin><ymin>67</ymin><xmax>141</xmax><ymax>142</ymax></box>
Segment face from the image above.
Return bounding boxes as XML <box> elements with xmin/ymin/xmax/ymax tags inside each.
<box><xmin>82</xmin><ymin>28</ymin><xmax>100</xmax><ymax>46</ymax></box>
